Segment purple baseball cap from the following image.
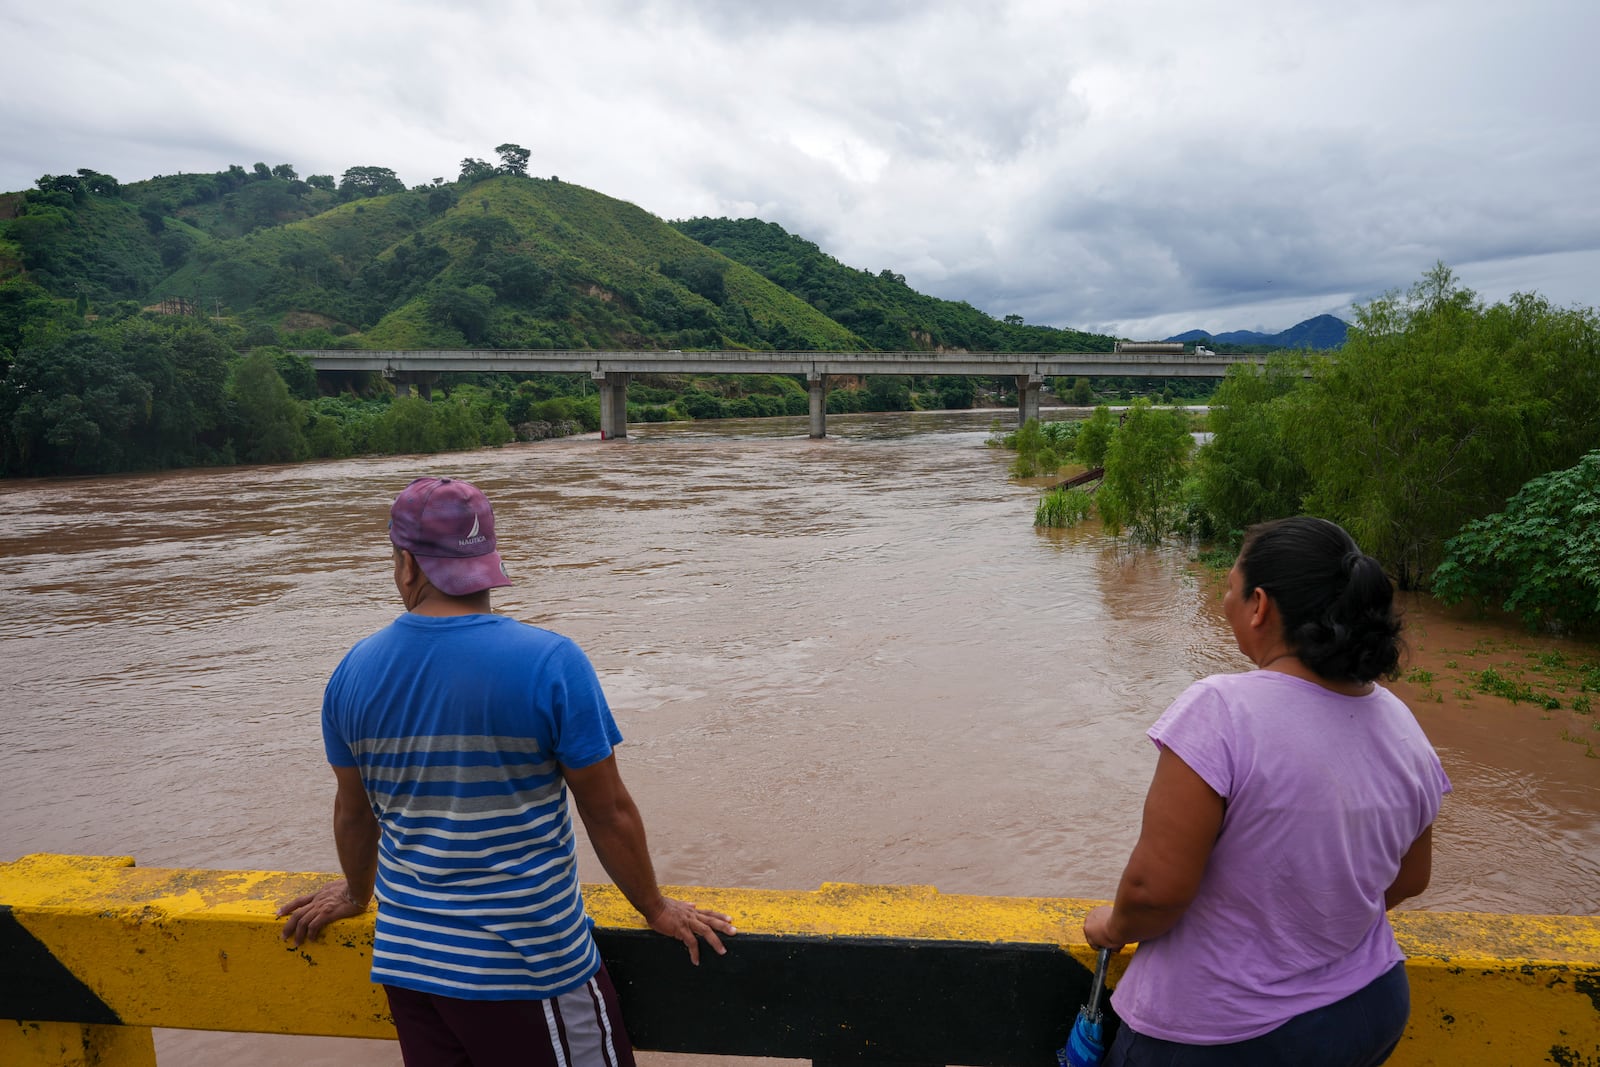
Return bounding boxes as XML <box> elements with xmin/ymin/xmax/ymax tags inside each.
<box><xmin>388</xmin><ymin>477</ymin><xmax>512</xmax><ymax>596</ymax></box>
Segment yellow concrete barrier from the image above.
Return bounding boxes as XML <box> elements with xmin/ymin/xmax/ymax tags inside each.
<box><xmin>0</xmin><ymin>853</ymin><xmax>1595</xmax><ymax>1065</ymax></box>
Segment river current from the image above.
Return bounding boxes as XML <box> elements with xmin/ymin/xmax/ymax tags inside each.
<box><xmin>3</xmin><ymin>409</ymin><xmax>1596</xmax><ymax>1065</ymax></box>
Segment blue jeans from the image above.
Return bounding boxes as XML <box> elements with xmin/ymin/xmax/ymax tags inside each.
<box><xmin>1105</xmin><ymin>962</ymin><xmax>1409</xmax><ymax>1067</ymax></box>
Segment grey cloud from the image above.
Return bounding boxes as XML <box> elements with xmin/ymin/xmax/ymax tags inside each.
<box><xmin>1</xmin><ymin>0</ymin><xmax>1596</xmax><ymax>336</ymax></box>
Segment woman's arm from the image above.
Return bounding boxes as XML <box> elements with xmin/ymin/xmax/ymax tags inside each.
<box><xmin>1083</xmin><ymin>747</ymin><xmax>1224</xmax><ymax>950</ymax></box>
<box><xmin>1385</xmin><ymin>826</ymin><xmax>1433</xmax><ymax>909</ymax></box>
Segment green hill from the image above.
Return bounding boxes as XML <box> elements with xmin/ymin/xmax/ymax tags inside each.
<box><xmin>2</xmin><ymin>164</ymin><xmax>1118</xmax><ymax>355</ymax></box>
<box><xmin>674</xmin><ymin>217</ymin><xmax>1117</xmax><ymax>353</ymax></box>
<box><xmin>144</xmin><ymin>174</ymin><xmax>869</xmax><ymax>351</ymax></box>
<box><xmin>0</xmin><ymin>157</ymin><xmax>1147</xmax><ymax>477</ymax></box>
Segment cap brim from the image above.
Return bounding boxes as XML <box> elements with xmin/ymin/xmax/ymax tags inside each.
<box><xmin>413</xmin><ymin>551</ymin><xmax>512</xmax><ymax>597</ymax></box>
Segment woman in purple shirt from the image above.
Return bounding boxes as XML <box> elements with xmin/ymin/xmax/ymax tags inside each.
<box><xmin>1084</xmin><ymin>516</ymin><xmax>1451</xmax><ymax>1066</ymax></box>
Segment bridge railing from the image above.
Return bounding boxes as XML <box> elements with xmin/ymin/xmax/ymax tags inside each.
<box><xmin>2</xmin><ymin>854</ymin><xmax>1596</xmax><ymax>1066</ymax></box>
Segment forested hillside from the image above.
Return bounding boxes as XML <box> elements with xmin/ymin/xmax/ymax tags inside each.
<box><xmin>2</xmin><ymin>156</ymin><xmax>1120</xmax><ymax>356</ymax></box>
<box><xmin>0</xmin><ymin>152</ymin><xmax>1129</xmax><ymax>478</ymax></box>
<box><xmin>673</xmin><ymin>217</ymin><xmax>1114</xmax><ymax>353</ymax></box>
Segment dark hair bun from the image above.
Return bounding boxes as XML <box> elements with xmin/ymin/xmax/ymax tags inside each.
<box><xmin>1240</xmin><ymin>518</ymin><xmax>1402</xmax><ymax>683</ymax></box>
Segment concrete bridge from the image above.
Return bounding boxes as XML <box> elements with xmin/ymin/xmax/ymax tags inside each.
<box><xmin>294</xmin><ymin>349</ymin><xmax>1261</xmax><ymax>440</ymax></box>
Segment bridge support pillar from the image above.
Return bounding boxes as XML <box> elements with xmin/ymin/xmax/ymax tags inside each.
<box><xmin>593</xmin><ymin>371</ymin><xmax>630</xmax><ymax>440</ymax></box>
<box><xmin>390</xmin><ymin>373</ymin><xmax>434</xmax><ymax>401</ymax></box>
<box><xmin>1017</xmin><ymin>374</ymin><xmax>1043</xmax><ymax>427</ymax></box>
<box><xmin>808</xmin><ymin>374</ymin><xmax>826</xmax><ymax>438</ymax></box>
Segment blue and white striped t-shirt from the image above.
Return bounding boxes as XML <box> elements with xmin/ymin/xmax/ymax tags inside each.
<box><xmin>323</xmin><ymin>612</ymin><xmax>622</xmax><ymax>1000</ymax></box>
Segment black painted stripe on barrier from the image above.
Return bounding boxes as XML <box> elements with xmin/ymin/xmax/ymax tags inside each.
<box><xmin>0</xmin><ymin>904</ymin><xmax>123</xmax><ymax>1026</ymax></box>
<box><xmin>596</xmin><ymin>929</ymin><xmax>1116</xmax><ymax>1066</ymax></box>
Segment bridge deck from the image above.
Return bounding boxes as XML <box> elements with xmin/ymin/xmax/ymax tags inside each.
<box><xmin>295</xmin><ymin>348</ymin><xmax>1259</xmax><ymax>378</ymax></box>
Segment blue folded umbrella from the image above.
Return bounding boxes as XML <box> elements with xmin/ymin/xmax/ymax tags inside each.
<box><xmin>1057</xmin><ymin>947</ymin><xmax>1113</xmax><ymax>1067</ymax></box>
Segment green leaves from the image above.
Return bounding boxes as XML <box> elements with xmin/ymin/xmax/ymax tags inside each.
<box><xmin>1434</xmin><ymin>451</ymin><xmax>1600</xmax><ymax>631</ymax></box>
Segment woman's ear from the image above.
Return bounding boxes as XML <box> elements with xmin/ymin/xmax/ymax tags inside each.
<box><xmin>1249</xmin><ymin>586</ymin><xmax>1272</xmax><ymax>629</ymax></box>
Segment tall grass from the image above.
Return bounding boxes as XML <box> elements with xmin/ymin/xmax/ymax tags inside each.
<box><xmin>1035</xmin><ymin>486</ymin><xmax>1094</xmax><ymax>527</ymax></box>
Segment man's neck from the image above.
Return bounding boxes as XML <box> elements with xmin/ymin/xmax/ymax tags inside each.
<box><xmin>408</xmin><ymin>588</ymin><xmax>493</xmax><ymax>617</ymax></box>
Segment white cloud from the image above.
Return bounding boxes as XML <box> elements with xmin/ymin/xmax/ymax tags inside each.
<box><xmin>2</xmin><ymin>0</ymin><xmax>1596</xmax><ymax>336</ymax></box>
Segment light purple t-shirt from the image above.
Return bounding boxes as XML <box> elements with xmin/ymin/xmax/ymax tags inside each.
<box><xmin>1110</xmin><ymin>670</ymin><xmax>1452</xmax><ymax>1044</ymax></box>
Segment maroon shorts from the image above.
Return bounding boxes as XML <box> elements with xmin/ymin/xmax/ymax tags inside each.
<box><xmin>384</xmin><ymin>963</ymin><xmax>637</xmax><ymax>1067</ymax></box>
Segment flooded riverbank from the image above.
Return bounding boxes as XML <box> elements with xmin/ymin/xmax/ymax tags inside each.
<box><xmin>3</xmin><ymin>410</ymin><xmax>1595</xmax><ymax>1066</ymax></box>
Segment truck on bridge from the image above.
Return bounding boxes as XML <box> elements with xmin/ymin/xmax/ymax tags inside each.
<box><xmin>1113</xmin><ymin>341</ymin><xmax>1187</xmax><ymax>354</ymax></box>
<box><xmin>1115</xmin><ymin>340</ymin><xmax>1217</xmax><ymax>356</ymax></box>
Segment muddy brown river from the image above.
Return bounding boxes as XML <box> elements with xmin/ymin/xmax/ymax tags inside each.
<box><xmin>3</xmin><ymin>410</ymin><xmax>1596</xmax><ymax>1065</ymax></box>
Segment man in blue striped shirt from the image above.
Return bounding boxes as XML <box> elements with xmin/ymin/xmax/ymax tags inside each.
<box><xmin>279</xmin><ymin>476</ymin><xmax>735</xmax><ymax>1067</ymax></box>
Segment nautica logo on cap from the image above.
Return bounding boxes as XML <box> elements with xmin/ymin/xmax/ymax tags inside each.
<box><xmin>459</xmin><ymin>514</ymin><xmax>487</xmax><ymax>547</ymax></box>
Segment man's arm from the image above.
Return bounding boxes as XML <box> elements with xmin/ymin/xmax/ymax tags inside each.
<box><xmin>1083</xmin><ymin>747</ymin><xmax>1224</xmax><ymax>950</ymax></box>
<box><xmin>278</xmin><ymin>764</ymin><xmax>378</xmax><ymax>946</ymax></box>
<box><xmin>563</xmin><ymin>754</ymin><xmax>736</xmax><ymax>964</ymax></box>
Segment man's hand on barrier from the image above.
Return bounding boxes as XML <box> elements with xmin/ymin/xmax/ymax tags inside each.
<box><xmin>276</xmin><ymin>879</ymin><xmax>370</xmax><ymax>947</ymax></box>
<box><xmin>647</xmin><ymin>897</ymin><xmax>737</xmax><ymax>965</ymax></box>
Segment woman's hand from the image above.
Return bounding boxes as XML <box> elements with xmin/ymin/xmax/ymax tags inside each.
<box><xmin>1083</xmin><ymin>904</ymin><xmax>1127</xmax><ymax>952</ymax></box>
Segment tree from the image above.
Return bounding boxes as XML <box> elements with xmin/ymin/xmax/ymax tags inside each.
<box><xmin>1432</xmin><ymin>451</ymin><xmax>1600</xmax><ymax>632</ymax></box>
<box><xmin>1097</xmin><ymin>399</ymin><xmax>1193</xmax><ymax>543</ymax></box>
<box><xmin>662</xmin><ymin>255</ymin><xmax>727</xmax><ymax>304</ymax></box>
<box><xmin>1071</xmin><ymin>377</ymin><xmax>1092</xmax><ymax>405</ymax></box>
<box><xmin>0</xmin><ymin>277</ymin><xmax>72</xmax><ymax>371</ymax></box>
<box><xmin>338</xmin><ymin>166</ymin><xmax>405</xmax><ymax>200</ymax></box>
<box><xmin>230</xmin><ymin>350</ymin><xmax>308</xmax><ymax>462</ymax></box>
<box><xmin>270</xmin><ymin>348</ymin><xmax>319</xmax><ymax>400</ymax></box>
<box><xmin>494</xmin><ymin>143</ymin><xmax>531</xmax><ymax>177</ymax></box>
<box><xmin>0</xmin><ymin>317</ymin><xmax>236</xmax><ymax>475</ymax></box>
<box><xmin>373</xmin><ymin>396</ymin><xmax>442</xmax><ymax>453</ymax></box>
<box><xmin>485</xmin><ymin>255</ymin><xmax>552</xmax><ymax>305</ymax></box>
<box><xmin>1289</xmin><ymin>263</ymin><xmax>1600</xmax><ymax>587</ymax></box>
<box><xmin>35</xmin><ymin>173</ymin><xmax>85</xmax><ymax>202</ymax></box>
<box><xmin>1074</xmin><ymin>405</ymin><xmax>1117</xmax><ymax>468</ymax></box>
<box><xmin>271</xmin><ymin>163</ymin><xmax>299</xmax><ymax>180</ymax></box>
<box><xmin>427</xmin><ymin>285</ymin><xmax>494</xmax><ymax>343</ymax></box>
<box><xmin>427</xmin><ymin>186</ymin><xmax>457</xmax><ymax>215</ymax></box>
<box><xmin>932</xmin><ymin>375</ymin><xmax>975</xmax><ymax>409</ymax></box>
<box><xmin>1193</xmin><ymin>357</ymin><xmax>1311</xmax><ymax>537</ymax></box>
<box><xmin>1</xmin><ymin>331</ymin><xmax>150</xmax><ymax>473</ymax></box>
<box><xmin>75</xmin><ymin>169</ymin><xmax>120</xmax><ymax>196</ymax></box>
<box><xmin>305</xmin><ymin>174</ymin><xmax>335</xmax><ymax>192</ymax></box>
<box><xmin>459</xmin><ymin>158</ymin><xmax>496</xmax><ymax>183</ymax></box>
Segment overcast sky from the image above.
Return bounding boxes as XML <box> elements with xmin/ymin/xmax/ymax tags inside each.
<box><xmin>4</xmin><ymin>0</ymin><xmax>1596</xmax><ymax>338</ymax></box>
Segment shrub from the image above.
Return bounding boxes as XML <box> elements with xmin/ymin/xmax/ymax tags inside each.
<box><xmin>1432</xmin><ymin>450</ymin><xmax>1600</xmax><ymax>631</ymax></box>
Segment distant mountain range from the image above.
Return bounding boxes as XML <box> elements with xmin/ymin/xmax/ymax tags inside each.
<box><xmin>1165</xmin><ymin>314</ymin><xmax>1348</xmax><ymax>349</ymax></box>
